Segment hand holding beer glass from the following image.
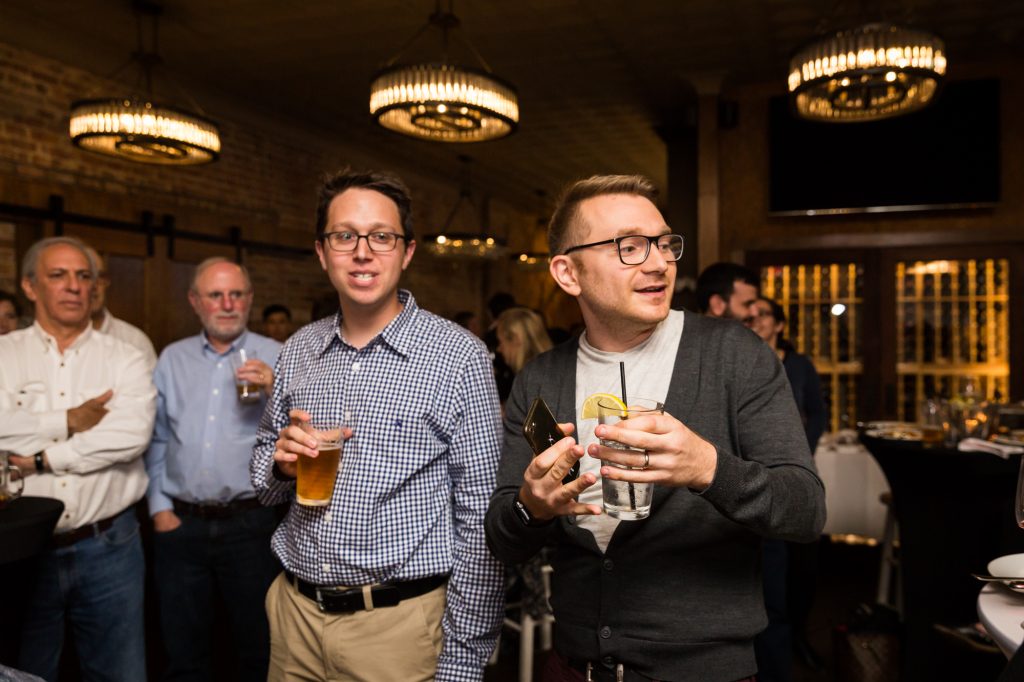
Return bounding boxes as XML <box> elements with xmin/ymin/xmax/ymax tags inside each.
<box><xmin>296</xmin><ymin>421</ymin><xmax>343</xmax><ymax>507</ymax></box>
<box><xmin>230</xmin><ymin>348</ymin><xmax>262</xmax><ymax>404</ymax></box>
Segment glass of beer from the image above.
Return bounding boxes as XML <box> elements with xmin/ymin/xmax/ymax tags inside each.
<box><xmin>596</xmin><ymin>398</ymin><xmax>663</xmax><ymax>520</ymax></box>
<box><xmin>0</xmin><ymin>452</ymin><xmax>24</xmax><ymax>509</ymax></box>
<box><xmin>296</xmin><ymin>422</ymin><xmax>342</xmax><ymax>507</ymax></box>
<box><xmin>229</xmin><ymin>348</ymin><xmax>261</xmax><ymax>404</ymax></box>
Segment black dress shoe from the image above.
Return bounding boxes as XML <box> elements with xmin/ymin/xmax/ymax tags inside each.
<box><xmin>793</xmin><ymin>636</ymin><xmax>825</xmax><ymax>670</ymax></box>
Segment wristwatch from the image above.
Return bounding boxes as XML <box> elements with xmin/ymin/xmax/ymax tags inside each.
<box><xmin>512</xmin><ymin>493</ymin><xmax>550</xmax><ymax>527</ymax></box>
<box><xmin>35</xmin><ymin>452</ymin><xmax>45</xmax><ymax>473</ymax></box>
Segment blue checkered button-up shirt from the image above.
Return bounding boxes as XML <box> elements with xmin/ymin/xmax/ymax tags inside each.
<box><xmin>250</xmin><ymin>291</ymin><xmax>504</xmax><ymax>681</ymax></box>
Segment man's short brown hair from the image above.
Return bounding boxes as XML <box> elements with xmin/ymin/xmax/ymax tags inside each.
<box><xmin>315</xmin><ymin>168</ymin><xmax>414</xmax><ymax>242</ymax></box>
<box><xmin>547</xmin><ymin>175</ymin><xmax>658</xmax><ymax>256</ymax></box>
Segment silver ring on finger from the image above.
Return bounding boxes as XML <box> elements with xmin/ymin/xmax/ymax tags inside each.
<box><xmin>642</xmin><ymin>451</ymin><xmax>650</xmax><ymax>469</ymax></box>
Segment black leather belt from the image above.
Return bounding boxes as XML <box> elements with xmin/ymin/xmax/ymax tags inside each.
<box><xmin>172</xmin><ymin>497</ymin><xmax>262</xmax><ymax>519</ymax></box>
<box><xmin>284</xmin><ymin>570</ymin><xmax>448</xmax><ymax>614</ymax></box>
<box><xmin>51</xmin><ymin>514</ymin><xmax>117</xmax><ymax>548</ymax></box>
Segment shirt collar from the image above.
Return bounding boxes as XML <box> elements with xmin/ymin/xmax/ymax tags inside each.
<box><xmin>315</xmin><ymin>290</ymin><xmax>419</xmax><ymax>358</ymax></box>
<box><xmin>200</xmin><ymin>328</ymin><xmax>250</xmax><ymax>356</ymax></box>
<box><xmin>96</xmin><ymin>308</ymin><xmax>112</xmax><ymax>334</ymax></box>
<box><xmin>31</xmin><ymin>320</ymin><xmax>92</xmax><ymax>352</ymax></box>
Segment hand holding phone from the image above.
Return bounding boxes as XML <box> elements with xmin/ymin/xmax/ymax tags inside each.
<box><xmin>523</xmin><ymin>397</ymin><xmax>579</xmax><ymax>485</ymax></box>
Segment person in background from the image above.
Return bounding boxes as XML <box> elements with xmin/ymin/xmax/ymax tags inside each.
<box><xmin>0</xmin><ymin>236</ymin><xmax>156</xmax><ymax>682</ymax></box>
<box><xmin>748</xmin><ymin>296</ymin><xmax>827</xmax><ymax>670</ymax></box>
<box><xmin>696</xmin><ymin>262</ymin><xmax>760</xmax><ymax>323</ymax></box>
<box><xmin>146</xmin><ymin>257</ymin><xmax>281</xmax><ymax>681</ymax></box>
<box><xmin>700</xmin><ymin>267</ymin><xmax>791</xmax><ymax>680</ymax></box>
<box><xmin>453</xmin><ymin>310</ymin><xmax>484</xmax><ymax>338</ymax></box>
<box><xmin>262</xmin><ymin>303</ymin><xmax>294</xmax><ymax>343</ymax></box>
<box><xmin>495</xmin><ymin>307</ymin><xmax>553</xmax><ymax>376</ymax></box>
<box><xmin>485</xmin><ymin>292</ymin><xmax>517</xmax><ymax>402</ymax></box>
<box><xmin>0</xmin><ymin>289</ymin><xmax>20</xmax><ymax>334</ymax></box>
<box><xmin>84</xmin><ymin>246</ymin><xmax>158</xmax><ymax>369</ymax></box>
<box><xmin>252</xmin><ymin>168</ymin><xmax>504</xmax><ymax>681</ymax></box>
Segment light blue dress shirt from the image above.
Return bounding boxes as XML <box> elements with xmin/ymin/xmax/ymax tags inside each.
<box><xmin>146</xmin><ymin>329</ymin><xmax>281</xmax><ymax>514</ymax></box>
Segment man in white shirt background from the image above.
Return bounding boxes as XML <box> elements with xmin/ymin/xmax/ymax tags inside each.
<box><xmin>84</xmin><ymin>245</ymin><xmax>158</xmax><ymax>370</ymax></box>
<box><xmin>0</xmin><ymin>236</ymin><xmax>156</xmax><ymax>682</ymax></box>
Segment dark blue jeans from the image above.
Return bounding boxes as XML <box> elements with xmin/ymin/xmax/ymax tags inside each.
<box><xmin>754</xmin><ymin>539</ymin><xmax>792</xmax><ymax>682</ymax></box>
<box><xmin>153</xmin><ymin>504</ymin><xmax>280</xmax><ymax>682</ymax></box>
<box><xmin>19</xmin><ymin>508</ymin><xmax>146</xmax><ymax>682</ymax></box>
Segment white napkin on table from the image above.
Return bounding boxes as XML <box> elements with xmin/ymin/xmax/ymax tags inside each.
<box><xmin>957</xmin><ymin>438</ymin><xmax>1024</xmax><ymax>459</ymax></box>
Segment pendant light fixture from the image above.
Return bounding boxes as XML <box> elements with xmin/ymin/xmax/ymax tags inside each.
<box><xmin>788</xmin><ymin>22</ymin><xmax>946</xmax><ymax>122</ymax></box>
<box><xmin>69</xmin><ymin>1</ymin><xmax>221</xmax><ymax>164</ymax></box>
<box><xmin>424</xmin><ymin>156</ymin><xmax>507</xmax><ymax>259</ymax></box>
<box><xmin>369</xmin><ymin>1</ymin><xmax>519</xmax><ymax>143</ymax></box>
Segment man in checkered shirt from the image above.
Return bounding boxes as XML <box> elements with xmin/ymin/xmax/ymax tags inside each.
<box><xmin>250</xmin><ymin>168</ymin><xmax>504</xmax><ymax>682</ymax></box>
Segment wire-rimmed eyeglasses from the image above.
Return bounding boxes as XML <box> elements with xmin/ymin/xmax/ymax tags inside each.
<box><xmin>322</xmin><ymin>231</ymin><xmax>408</xmax><ymax>253</ymax></box>
<box><xmin>562</xmin><ymin>233</ymin><xmax>684</xmax><ymax>265</ymax></box>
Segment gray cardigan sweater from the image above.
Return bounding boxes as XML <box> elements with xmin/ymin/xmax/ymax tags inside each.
<box><xmin>484</xmin><ymin>311</ymin><xmax>826</xmax><ymax>681</ymax></box>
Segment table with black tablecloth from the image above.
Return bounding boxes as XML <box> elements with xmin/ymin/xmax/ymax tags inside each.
<box><xmin>0</xmin><ymin>496</ymin><xmax>64</xmax><ymax>667</ymax></box>
<box><xmin>861</xmin><ymin>435</ymin><xmax>1024</xmax><ymax>679</ymax></box>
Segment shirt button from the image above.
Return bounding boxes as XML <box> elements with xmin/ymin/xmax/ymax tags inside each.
<box><xmin>324</xmin><ymin>512</ymin><xmax>332</xmax><ymax>522</ymax></box>
<box><xmin>600</xmin><ymin>626</ymin><xmax>611</xmax><ymax>639</ymax></box>
<box><xmin>205</xmin><ymin>443</ymin><xmax>211</xmax><ymax>449</ymax></box>
<box><xmin>603</xmin><ymin>559</ymin><xmax>614</xmax><ymax>571</ymax></box>
<box><xmin>59</xmin><ymin>391</ymin><xmax>64</xmax><ymax>397</ymax></box>
<box><xmin>322</xmin><ymin>563</ymin><xmax>331</xmax><ymax>573</ymax></box>
<box><xmin>209</xmin><ymin>415</ymin><xmax>215</xmax><ymax>421</ymax></box>
<box><xmin>213</xmin><ymin>388</ymin><xmax>219</xmax><ymax>395</ymax></box>
<box><xmin>352</xmin><ymin>362</ymin><xmax>361</xmax><ymax>371</ymax></box>
<box><xmin>344</xmin><ymin>411</ymin><xmax>351</xmax><ymax>422</ymax></box>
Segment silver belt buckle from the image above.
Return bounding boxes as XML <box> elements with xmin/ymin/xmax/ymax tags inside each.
<box><xmin>584</xmin><ymin>662</ymin><xmax>624</xmax><ymax>682</ymax></box>
<box><xmin>314</xmin><ymin>587</ymin><xmax>326</xmax><ymax>613</ymax></box>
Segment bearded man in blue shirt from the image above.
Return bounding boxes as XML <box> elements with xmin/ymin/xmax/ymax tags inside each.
<box><xmin>146</xmin><ymin>257</ymin><xmax>282</xmax><ymax>680</ymax></box>
<box><xmin>251</xmin><ymin>168</ymin><xmax>504</xmax><ymax>682</ymax></box>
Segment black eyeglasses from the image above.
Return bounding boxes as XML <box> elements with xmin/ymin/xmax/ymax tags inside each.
<box><xmin>562</xmin><ymin>233</ymin><xmax>684</xmax><ymax>265</ymax></box>
<box><xmin>322</xmin><ymin>231</ymin><xmax>407</xmax><ymax>253</ymax></box>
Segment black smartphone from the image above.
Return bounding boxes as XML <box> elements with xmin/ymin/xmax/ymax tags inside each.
<box><xmin>523</xmin><ymin>397</ymin><xmax>579</xmax><ymax>485</ymax></box>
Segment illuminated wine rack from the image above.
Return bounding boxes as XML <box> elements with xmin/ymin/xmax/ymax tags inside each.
<box><xmin>895</xmin><ymin>259</ymin><xmax>1010</xmax><ymax>421</ymax></box>
<box><xmin>761</xmin><ymin>263</ymin><xmax>863</xmax><ymax>433</ymax></box>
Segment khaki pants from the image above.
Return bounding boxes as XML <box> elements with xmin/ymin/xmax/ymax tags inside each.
<box><xmin>265</xmin><ymin>572</ymin><xmax>445</xmax><ymax>682</ymax></box>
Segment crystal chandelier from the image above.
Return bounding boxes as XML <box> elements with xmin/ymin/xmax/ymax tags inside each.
<box><xmin>424</xmin><ymin>156</ymin><xmax>507</xmax><ymax>259</ymax></box>
<box><xmin>369</xmin><ymin>2</ymin><xmax>519</xmax><ymax>142</ymax></box>
<box><xmin>788</xmin><ymin>23</ymin><xmax>947</xmax><ymax>122</ymax></box>
<box><xmin>68</xmin><ymin>2</ymin><xmax>221</xmax><ymax>164</ymax></box>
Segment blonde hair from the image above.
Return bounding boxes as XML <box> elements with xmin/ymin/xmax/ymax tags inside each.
<box><xmin>497</xmin><ymin>307</ymin><xmax>553</xmax><ymax>373</ymax></box>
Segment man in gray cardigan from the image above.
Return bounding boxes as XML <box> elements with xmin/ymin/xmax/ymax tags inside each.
<box><xmin>484</xmin><ymin>175</ymin><xmax>826</xmax><ymax>682</ymax></box>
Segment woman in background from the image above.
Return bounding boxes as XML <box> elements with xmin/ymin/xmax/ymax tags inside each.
<box><xmin>0</xmin><ymin>290</ymin><xmax>20</xmax><ymax>335</ymax></box>
<box><xmin>749</xmin><ymin>296</ymin><xmax>827</xmax><ymax>674</ymax></box>
<box><xmin>495</xmin><ymin>307</ymin><xmax>553</xmax><ymax>399</ymax></box>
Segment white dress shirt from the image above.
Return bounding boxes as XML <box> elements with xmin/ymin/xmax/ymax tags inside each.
<box><xmin>0</xmin><ymin>323</ymin><xmax>156</xmax><ymax>531</ymax></box>
<box><xmin>97</xmin><ymin>309</ymin><xmax>157</xmax><ymax>371</ymax></box>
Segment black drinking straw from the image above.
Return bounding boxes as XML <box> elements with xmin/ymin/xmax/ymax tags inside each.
<box><xmin>619</xmin><ymin>361</ymin><xmax>628</xmax><ymax>407</ymax></box>
<box><xmin>619</xmin><ymin>361</ymin><xmax>637</xmax><ymax>509</ymax></box>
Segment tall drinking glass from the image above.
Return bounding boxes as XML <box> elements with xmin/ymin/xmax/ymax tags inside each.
<box><xmin>229</xmin><ymin>348</ymin><xmax>261</xmax><ymax>404</ymax></box>
<box><xmin>296</xmin><ymin>422</ymin><xmax>342</xmax><ymax>507</ymax></box>
<box><xmin>596</xmin><ymin>397</ymin><xmax>663</xmax><ymax>520</ymax></box>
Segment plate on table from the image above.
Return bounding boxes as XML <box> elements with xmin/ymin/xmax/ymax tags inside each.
<box><xmin>864</xmin><ymin>423</ymin><xmax>923</xmax><ymax>441</ymax></box>
<box><xmin>993</xmin><ymin>434</ymin><xmax>1024</xmax><ymax>447</ymax></box>
<box><xmin>987</xmin><ymin>554</ymin><xmax>1024</xmax><ymax>592</ymax></box>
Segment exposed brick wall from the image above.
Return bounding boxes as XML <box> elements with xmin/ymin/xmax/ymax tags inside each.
<box><xmin>0</xmin><ymin>40</ymin><xmax>577</xmax><ymax>341</ymax></box>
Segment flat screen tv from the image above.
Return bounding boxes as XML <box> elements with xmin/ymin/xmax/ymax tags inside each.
<box><xmin>769</xmin><ymin>79</ymin><xmax>1000</xmax><ymax>216</ymax></box>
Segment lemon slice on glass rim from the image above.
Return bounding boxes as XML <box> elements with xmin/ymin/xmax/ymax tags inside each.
<box><xmin>581</xmin><ymin>393</ymin><xmax>627</xmax><ymax>420</ymax></box>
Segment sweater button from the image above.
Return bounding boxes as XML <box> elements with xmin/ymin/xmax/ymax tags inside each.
<box><xmin>602</xmin><ymin>656</ymin><xmax>614</xmax><ymax>665</ymax></box>
<box><xmin>603</xmin><ymin>558</ymin><xmax>614</xmax><ymax>571</ymax></box>
<box><xmin>599</xmin><ymin>626</ymin><xmax>611</xmax><ymax>639</ymax></box>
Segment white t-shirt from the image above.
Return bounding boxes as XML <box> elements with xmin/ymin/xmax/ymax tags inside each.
<box><xmin>574</xmin><ymin>310</ymin><xmax>685</xmax><ymax>552</ymax></box>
